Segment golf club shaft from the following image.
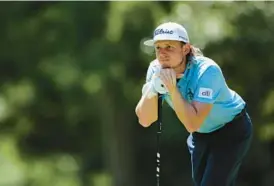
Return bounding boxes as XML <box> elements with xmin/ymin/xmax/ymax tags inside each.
<box><xmin>156</xmin><ymin>94</ymin><xmax>163</xmax><ymax>186</ymax></box>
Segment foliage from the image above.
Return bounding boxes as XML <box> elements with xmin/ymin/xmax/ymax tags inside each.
<box><xmin>0</xmin><ymin>1</ymin><xmax>274</xmax><ymax>186</ymax></box>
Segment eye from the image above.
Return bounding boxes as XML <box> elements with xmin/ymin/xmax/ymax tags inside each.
<box><xmin>155</xmin><ymin>45</ymin><xmax>174</xmax><ymax>51</ymax></box>
<box><xmin>166</xmin><ymin>45</ymin><xmax>175</xmax><ymax>50</ymax></box>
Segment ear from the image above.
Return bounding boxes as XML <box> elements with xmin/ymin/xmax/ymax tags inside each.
<box><xmin>183</xmin><ymin>44</ymin><xmax>191</xmax><ymax>54</ymax></box>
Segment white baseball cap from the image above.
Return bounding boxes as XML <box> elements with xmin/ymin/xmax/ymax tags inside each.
<box><xmin>144</xmin><ymin>22</ymin><xmax>190</xmax><ymax>46</ymax></box>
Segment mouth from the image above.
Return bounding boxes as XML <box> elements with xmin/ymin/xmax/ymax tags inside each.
<box><xmin>159</xmin><ymin>59</ymin><xmax>170</xmax><ymax>63</ymax></box>
<box><xmin>158</xmin><ymin>59</ymin><xmax>170</xmax><ymax>68</ymax></box>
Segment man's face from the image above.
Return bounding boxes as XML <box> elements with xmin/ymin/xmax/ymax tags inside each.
<box><xmin>155</xmin><ymin>40</ymin><xmax>188</xmax><ymax>68</ymax></box>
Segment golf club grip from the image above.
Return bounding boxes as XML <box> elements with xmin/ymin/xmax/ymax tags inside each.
<box><xmin>156</xmin><ymin>94</ymin><xmax>163</xmax><ymax>186</ymax></box>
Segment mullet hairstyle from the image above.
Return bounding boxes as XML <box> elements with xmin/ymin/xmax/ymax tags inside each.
<box><xmin>181</xmin><ymin>42</ymin><xmax>203</xmax><ymax>63</ymax></box>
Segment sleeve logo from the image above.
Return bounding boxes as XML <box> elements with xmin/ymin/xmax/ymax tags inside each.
<box><xmin>198</xmin><ymin>88</ymin><xmax>213</xmax><ymax>99</ymax></box>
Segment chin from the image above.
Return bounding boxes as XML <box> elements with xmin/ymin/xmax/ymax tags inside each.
<box><xmin>159</xmin><ymin>63</ymin><xmax>168</xmax><ymax>68</ymax></box>
<box><xmin>159</xmin><ymin>62</ymin><xmax>170</xmax><ymax>68</ymax></box>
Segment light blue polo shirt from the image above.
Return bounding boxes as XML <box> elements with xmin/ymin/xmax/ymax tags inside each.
<box><xmin>146</xmin><ymin>56</ymin><xmax>246</xmax><ymax>133</ymax></box>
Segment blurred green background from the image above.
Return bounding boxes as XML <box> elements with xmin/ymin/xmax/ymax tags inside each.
<box><xmin>0</xmin><ymin>1</ymin><xmax>274</xmax><ymax>186</ymax></box>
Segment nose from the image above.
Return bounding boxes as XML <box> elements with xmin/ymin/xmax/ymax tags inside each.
<box><xmin>158</xmin><ymin>49</ymin><xmax>168</xmax><ymax>58</ymax></box>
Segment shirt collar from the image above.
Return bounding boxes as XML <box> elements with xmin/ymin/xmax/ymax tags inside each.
<box><xmin>182</xmin><ymin>56</ymin><xmax>196</xmax><ymax>80</ymax></box>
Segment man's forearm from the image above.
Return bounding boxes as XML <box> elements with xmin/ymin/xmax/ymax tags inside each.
<box><xmin>170</xmin><ymin>88</ymin><xmax>201</xmax><ymax>132</ymax></box>
<box><xmin>135</xmin><ymin>84</ymin><xmax>158</xmax><ymax>127</ymax></box>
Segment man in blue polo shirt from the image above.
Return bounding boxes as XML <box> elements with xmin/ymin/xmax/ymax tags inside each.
<box><xmin>135</xmin><ymin>22</ymin><xmax>252</xmax><ymax>186</ymax></box>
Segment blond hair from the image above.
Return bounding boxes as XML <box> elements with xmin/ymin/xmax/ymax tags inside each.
<box><xmin>190</xmin><ymin>45</ymin><xmax>203</xmax><ymax>56</ymax></box>
<box><xmin>184</xmin><ymin>45</ymin><xmax>203</xmax><ymax>63</ymax></box>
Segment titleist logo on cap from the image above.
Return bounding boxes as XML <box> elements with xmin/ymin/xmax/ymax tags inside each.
<box><xmin>154</xmin><ymin>29</ymin><xmax>174</xmax><ymax>36</ymax></box>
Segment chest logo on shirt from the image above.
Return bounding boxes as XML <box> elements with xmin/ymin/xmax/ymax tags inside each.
<box><xmin>198</xmin><ymin>88</ymin><xmax>213</xmax><ymax>99</ymax></box>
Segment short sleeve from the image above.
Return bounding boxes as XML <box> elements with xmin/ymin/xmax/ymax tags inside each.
<box><xmin>145</xmin><ymin>64</ymin><xmax>154</xmax><ymax>82</ymax></box>
<box><xmin>192</xmin><ymin>65</ymin><xmax>224</xmax><ymax>104</ymax></box>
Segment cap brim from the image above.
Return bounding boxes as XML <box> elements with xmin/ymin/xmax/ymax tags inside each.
<box><xmin>143</xmin><ymin>39</ymin><xmax>155</xmax><ymax>46</ymax></box>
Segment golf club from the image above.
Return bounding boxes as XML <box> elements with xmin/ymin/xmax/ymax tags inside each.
<box><xmin>156</xmin><ymin>94</ymin><xmax>163</xmax><ymax>186</ymax></box>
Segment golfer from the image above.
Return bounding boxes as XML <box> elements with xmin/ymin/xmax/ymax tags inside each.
<box><xmin>135</xmin><ymin>22</ymin><xmax>253</xmax><ymax>186</ymax></box>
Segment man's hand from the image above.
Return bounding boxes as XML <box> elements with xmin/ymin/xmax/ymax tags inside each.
<box><xmin>159</xmin><ymin>68</ymin><xmax>177</xmax><ymax>96</ymax></box>
<box><xmin>151</xmin><ymin>74</ymin><xmax>168</xmax><ymax>95</ymax></box>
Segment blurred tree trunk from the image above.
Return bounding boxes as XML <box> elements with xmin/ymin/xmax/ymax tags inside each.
<box><xmin>99</xmin><ymin>83</ymin><xmax>135</xmax><ymax>186</ymax></box>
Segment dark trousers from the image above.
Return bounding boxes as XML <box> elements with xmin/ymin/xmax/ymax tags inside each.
<box><xmin>187</xmin><ymin>107</ymin><xmax>253</xmax><ymax>186</ymax></box>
